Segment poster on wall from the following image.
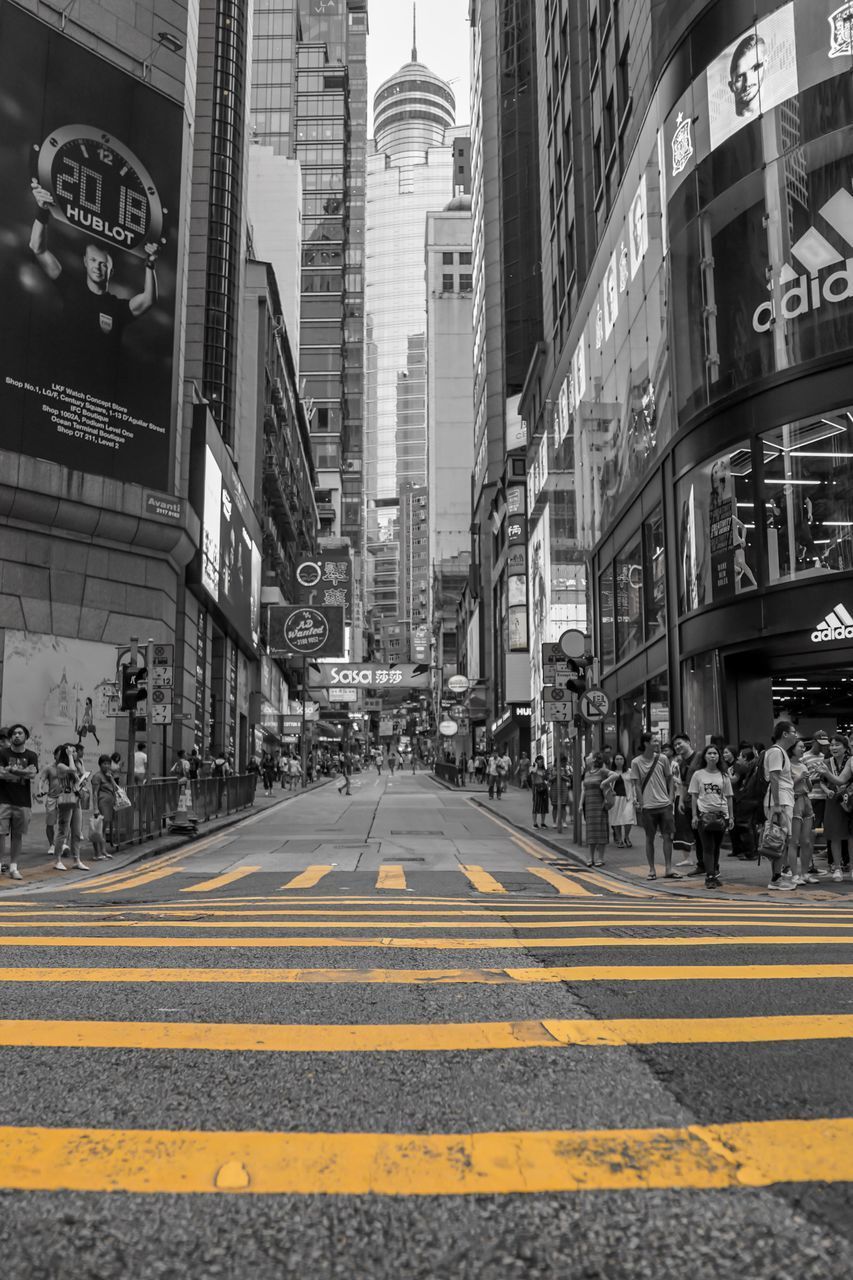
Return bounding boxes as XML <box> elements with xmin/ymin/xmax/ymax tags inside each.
<box><xmin>629</xmin><ymin>174</ymin><xmax>649</xmax><ymax>280</ymax></box>
<box><xmin>1</xmin><ymin>631</ymin><xmax>118</xmax><ymax>809</ymax></box>
<box><xmin>706</xmin><ymin>6</ymin><xmax>798</xmax><ymax>150</ymax></box>
<box><xmin>0</xmin><ymin>2</ymin><xmax>182</xmax><ymax>489</ymax></box>
<box><xmin>677</xmin><ymin>451</ymin><xmax>758</xmax><ymax>612</ymax></box>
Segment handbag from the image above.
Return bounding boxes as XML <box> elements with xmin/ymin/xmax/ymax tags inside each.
<box><xmin>758</xmin><ymin>818</ymin><xmax>787</xmax><ymax>855</ymax></box>
<box><xmin>699</xmin><ymin>813</ymin><xmax>727</xmax><ymax>833</ymax></box>
<box><xmin>114</xmin><ymin>785</ymin><xmax>132</xmax><ymax>811</ymax></box>
<box><xmin>602</xmin><ymin>781</ymin><xmax>616</xmax><ymax>811</ymax></box>
<box><xmin>838</xmin><ymin>785</ymin><xmax>853</xmax><ymax>814</ymax></box>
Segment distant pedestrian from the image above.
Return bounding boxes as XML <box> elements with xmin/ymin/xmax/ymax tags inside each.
<box><xmin>581</xmin><ymin>752</ymin><xmax>610</xmax><ymax>868</ymax></box>
<box><xmin>530</xmin><ymin>755</ymin><xmax>550</xmax><ymax>829</ymax></box>
<box><xmin>516</xmin><ymin>751</ymin><xmax>531</xmax><ymax>790</ymax></box>
<box><xmin>171</xmin><ymin>749</ymin><xmax>190</xmax><ymax>780</ymax></box>
<box><xmin>486</xmin><ymin>752</ymin><xmax>499</xmax><ymax>799</ymax></box>
<box><xmin>133</xmin><ymin>746</ymin><xmax>148</xmax><ymax>786</ymax></box>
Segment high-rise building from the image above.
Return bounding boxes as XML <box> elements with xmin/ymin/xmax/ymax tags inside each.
<box><xmin>363</xmin><ymin>34</ymin><xmax>467</xmax><ymax>631</ymax></box>
<box><xmin>468</xmin><ymin>0</ymin><xmax>543</xmax><ymax>755</ymax></box>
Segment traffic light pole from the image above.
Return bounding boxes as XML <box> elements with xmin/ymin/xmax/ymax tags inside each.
<box><xmin>300</xmin><ymin>655</ymin><xmax>308</xmax><ymax>789</ymax></box>
<box><xmin>127</xmin><ymin>636</ymin><xmax>138</xmax><ymax>788</ymax></box>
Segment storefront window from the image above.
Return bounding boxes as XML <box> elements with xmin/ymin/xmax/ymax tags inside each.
<box><xmin>682</xmin><ymin>651</ymin><xmax>723</xmax><ymax>746</ymax></box>
<box><xmin>676</xmin><ymin>441</ymin><xmax>758</xmax><ymax>616</ymax></box>
<box><xmin>762</xmin><ymin>410</ymin><xmax>853</xmax><ymax>581</ymax></box>
<box><xmin>616</xmin><ymin>686</ymin><xmax>645</xmax><ymax>759</ymax></box>
<box><xmin>643</xmin><ymin>507</ymin><xmax>666</xmax><ymax>640</ymax></box>
<box><xmin>614</xmin><ymin>534</ymin><xmax>644</xmax><ymax>662</ymax></box>
<box><xmin>648</xmin><ymin>673</ymin><xmax>670</xmax><ymax>745</ymax></box>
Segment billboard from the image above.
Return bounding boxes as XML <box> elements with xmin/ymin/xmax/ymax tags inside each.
<box><xmin>0</xmin><ymin>3</ymin><xmax>182</xmax><ymax>489</ymax></box>
<box><xmin>295</xmin><ymin>552</ymin><xmax>353</xmax><ymax>619</ymax></box>
<box><xmin>0</xmin><ymin>630</ymin><xmax>118</xmax><ymax>810</ymax></box>
<box><xmin>190</xmin><ymin>411</ymin><xmax>262</xmax><ymax>653</ymax></box>
<box><xmin>307</xmin><ymin>662</ymin><xmax>431</xmax><ymax>689</ymax></box>
<box><xmin>267</xmin><ymin>605</ymin><xmax>346</xmax><ymax>658</ymax></box>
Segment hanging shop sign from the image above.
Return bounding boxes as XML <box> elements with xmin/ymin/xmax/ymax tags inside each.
<box><xmin>267</xmin><ymin>605</ymin><xmax>345</xmax><ymax>658</ymax></box>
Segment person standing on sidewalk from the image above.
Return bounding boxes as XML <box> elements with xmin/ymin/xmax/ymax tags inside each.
<box><xmin>90</xmin><ymin>754</ymin><xmax>118</xmax><ymax>859</ymax></box>
<box><xmin>581</xmin><ymin>752</ymin><xmax>610</xmax><ymax>867</ymax></box>
<box><xmin>486</xmin><ymin>751</ymin><xmax>499</xmax><ymax>799</ymax></box>
<box><xmin>516</xmin><ymin>752</ymin><xmax>531</xmax><ymax>790</ymax></box>
<box><xmin>763</xmin><ymin>720</ymin><xmax>800</xmax><ymax>892</ymax></box>
<box><xmin>607</xmin><ymin>753</ymin><xmax>635</xmax><ymax>847</ymax></box>
<box><xmin>52</xmin><ymin>743</ymin><xmax>89</xmax><ymax>872</ymax></box>
<box><xmin>0</xmin><ymin>723</ymin><xmax>39</xmax><ymax>881</ymax></box>
<box><xmin>530</xmin><ymin>755</ymin><xmax>550</xmax><ymax>829</ymax></box>
<box><xmin>688</xmin><ymin>744</ymin><xmax>734</xmax><ymax>889</ymax></box>
<box><xmin>495</xmin><ymin>749</ymin><xmax>512</xmax><ymax>799</ymax></box>
<box><xmin>672</xmin><ymin>733</ymin><xmax>702</xmax><ymax>873</ymax></box>
<box><xmin>630</xmin><ymin>732</ymin><xmax>680</xmax><ymax>881</ymax></box>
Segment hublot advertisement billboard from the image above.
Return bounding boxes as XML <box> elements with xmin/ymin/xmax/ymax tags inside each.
<box><xmin>0</xmin><ymin>2</ymin><xmax>182</xmax><ymax>489</ymax></box>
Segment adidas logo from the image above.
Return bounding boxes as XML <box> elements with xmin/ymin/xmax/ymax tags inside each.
<box><xmin>811</xmin><ymin>603</ymin><xmax>853</xmax><ymax>644</ymax></box>
<box><xmin>753</xmin><ymin>186</ymin><xmax>853</xmax><ymax>333</ymax></box>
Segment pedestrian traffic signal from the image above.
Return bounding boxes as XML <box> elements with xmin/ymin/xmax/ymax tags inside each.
<box><xmin>565</xmin><ymin>651</ymin><xmax>595</xmax><ymax>695</ymax></box>
<box><xmin>120</xmin><ymin>664</ymin><xmax>148</xmax><ymax>711</ymax></box>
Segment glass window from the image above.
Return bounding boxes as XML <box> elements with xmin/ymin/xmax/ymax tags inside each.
<box><xmin>459</xmin><ymin>274</ymin><xmax>473</xmax><ymax>292</ymax></box>
<box><xmin>599</xmin><ymin>566</ymin><xmax>615</xmax><ymax>669</ymax></box>
<box><xmin>762</xmin><ymin>410</ymin><xmax>853</xmax><ymax>581</ymax></box>
<box><xmin>442</xmin><ymin>273</ymin><xmax>455</xmax><ymax>291</ymax></box>
<box><xmin>643</xmin><ymin>507</ymin><xmax>666</xmax><ymax>640</ymax></box>
<box><xmin>442</xmin><ymin>252</ymin><xmax>455</xmax><ymax>265</ymax></box>
<box><xmin>676</xmin><ymin>442</ymin><xmax>758</xmax><ymax>616</ymax></box>
<box><xmin>614</xmin><ymin>534</ymin><xmax>644</xmax><ymax>663</ymax></box>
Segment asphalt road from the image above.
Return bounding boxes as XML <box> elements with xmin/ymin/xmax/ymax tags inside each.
<box><xmin>2</xmin><ymin>771</ymin><xmax>852</xmax><ymax>1279</ymax></box>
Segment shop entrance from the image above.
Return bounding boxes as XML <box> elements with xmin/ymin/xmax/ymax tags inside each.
<box><xmin>726</xmin><ymin>651</ymin><xmax>853</xmax><ymax>745</ymax></box>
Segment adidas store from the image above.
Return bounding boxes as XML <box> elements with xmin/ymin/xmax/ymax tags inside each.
<box><xmin>581</xmin><ymin>0</ymin><xmax>853</xmax><ymax>755</ymax></box>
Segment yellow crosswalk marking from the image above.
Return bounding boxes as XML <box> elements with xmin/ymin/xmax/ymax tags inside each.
<box><xmin>458</xmin><ymin>864</ymin><xmax>507</xmax><ymax>894</ymax></box>
<box><xmin>280</xmin><ymin>865</ymin><xmax>334</xmax><ymax>890</ymax></box>
<box><xmin>0</xmin><ymin>1117</ymin><xmax>850</xmax><ymax>1195</ymax></box>
<box><xmin>5</xmin><ymin>916</ymin><xmax>852</xmax><ymax>931</ymax></box>
<box><xmin>525</xmin><ymin>867</ymin><xmax>595</xmax><ymax>896</ymax></box>
<box><xmin>582</xmin><ymin>870</ymin><xmax>653</xmax><ymax>898</ymax></box>
<box><xmin>2</xmin><ymin>1013</ymin><xmax>850</xmax><ymax>1052</ymax></box>
<box><xmin>376</xmin><ymin>865</ymin><xmax>407</xmax><ymax>890</ymax></box>
<box><xmin>82</xmin><ymin>867</ymin><xmax>184</xmax><ymax>895</ymax></box>
<box><xmin>181</xmin><ymin>867</ymin><xmax>262</xmax><ymax>894</ymax></box>
<box><xmin>0</xmin><ymin>933</ymin><xmax>849</xmax><ymax>950</ymax></box>
<box><xmin>0</xmin><ymin>962</ymin><xmax>850</xmax><ymax>985</ymax></box>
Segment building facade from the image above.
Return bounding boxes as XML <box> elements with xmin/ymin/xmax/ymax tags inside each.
<box><xmin>521</xmin><ymin>0</ymin><xmax>853</xmax><ymax>758</ymax></box>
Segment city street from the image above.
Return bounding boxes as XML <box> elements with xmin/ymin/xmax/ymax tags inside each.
<box><xmin>1</xmin><ymin>772</ymin><xmax>852</xmax><ymax>1279</ymax></box>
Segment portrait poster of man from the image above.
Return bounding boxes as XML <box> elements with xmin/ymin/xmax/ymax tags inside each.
<box><xmin>706</xmin><ymin>4</ymin><xmax>798</xmax><ymax>151</ymax></box>
<box><xmin>0</xmin><ymin>2</ymin><xmax>182</xmax><ymax>490</ymax></box>
<box><xmin>629</xmin><ymin>174</ymin><xmax>649</xmax><ymax>280</ymax></box>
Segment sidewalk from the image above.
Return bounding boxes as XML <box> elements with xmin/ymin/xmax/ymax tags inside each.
<box><xmin>434</xmin><ymin>776</ymin><xmax>853</xmax><ymax>902</ymax></box>
<box><xmin>0</xmin><ymin>777</ymin><xmax>334</xmax><ymax>894</ymax></box>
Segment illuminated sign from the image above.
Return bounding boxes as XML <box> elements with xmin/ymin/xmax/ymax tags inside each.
<box><xmin>811</xmin><ymin>602</ymin><xmax>853</xmax><ymax>643</ymax></box>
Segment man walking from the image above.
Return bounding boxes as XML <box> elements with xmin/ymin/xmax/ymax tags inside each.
<box><xmin>630</xmin><ymin>731</ymin><xmax>680</xmax><ymax>880</ymax></box>
<box><xmin>486</xmin><ymin>751</ymin><xmax>500</xmax><ymax>799</ymax></box>
<box><xmin>0</xmin><ymin>723</ymin><xmax>39</xmax><ymax>881</ymax></box>
<box><xmin>496</xmin><ymin>749</ymin><xmax>512</xmax><ymax>799</ymax></box>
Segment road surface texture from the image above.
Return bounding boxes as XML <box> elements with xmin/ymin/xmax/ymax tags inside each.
<box><xmin>1</xmin><ymin>771</ymin><xmax>852</xmax><ymax>1279</ymax></box>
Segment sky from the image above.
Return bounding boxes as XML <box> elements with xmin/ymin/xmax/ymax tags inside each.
<box><xmin>366</xmin><ymin>0</ymin><xmax>472</xmax><ymax>136</ymax></box>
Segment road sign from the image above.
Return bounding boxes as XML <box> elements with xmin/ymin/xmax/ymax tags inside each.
<box><xmin>439</xmin><ymin>719</ymin><xmax>459</xmax><ymax>737</ymax></box>
<box><xmin>542</xmin><ymin>686</ymin><xmax>575</xmax><ymax>723</ymax></box>
<box><xmin>579</xmin><ymin>687</ymin><xmax>610</xmax><ymax>722</ymax></box>
<box><xmin>151</xmin><ymin>665</ymin><xmax>173</xmax><ymax>687</ymax></box>
<box><xmin>151</xmin><ymin>643</ymin><xmax>174</xmax><ymax>664</ymax></box>
<box><xmin>541</xmin><ymin>642</ymin><xmax>571</xmax><ymax>684</ymax></box>
<box><xmin>328</xmin><ymin>688</ymin><xmax>357</xmax><ymax>703</ymax></box>
<box><xmin>446</xmin><ymin>674</ymin><xmax>470</xmax><ymax>694</ymax></box>
<box><xmin>150</xmin><ymin>686</ymin><xmax>172</xmax><ymax>706</ymax></box>
<box><xmin>151</xmin><ymin>704</ymin><xmax>172</xmax><ymax>726</ymax></box>
<box><xmin>559</xmin><ymin>630</ymin><xmax>591</xmax><ymax>659</ymax></box>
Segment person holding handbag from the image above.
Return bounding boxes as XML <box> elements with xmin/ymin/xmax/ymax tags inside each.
<box><xmin>762</xmin><ymin>720</ymin><xmax>799</xmax><ymax>892</ymax></box>
<box><xmin>53</xmin><ymin>743</ymin><xmax>89</xmax><ymax>871</ymax></box>
<box><xmin>688</xmin><ymin>744</ymin><xmax>734</xmax><ymax>889</ymax></box>
<box><xmin>530</xmin><ymin>755</ymin><xmax>550</xmax><ymax>829</ymax></box>
<box><xmin>90</xmin><ymin>754</ymin><xmax>119</xmax><ymax>858</ymax></box>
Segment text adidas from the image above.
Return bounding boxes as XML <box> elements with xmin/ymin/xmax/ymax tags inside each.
<box><xmin>753</xmin><ymin>258</ymin><xmax>853</xmax><ymax>334</ymax></box>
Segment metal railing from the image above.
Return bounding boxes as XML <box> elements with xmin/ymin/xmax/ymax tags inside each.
<box><xmin>110</xmin><ymin>774</ymin><xmax>258</xmax><ymax>850</ymax></box>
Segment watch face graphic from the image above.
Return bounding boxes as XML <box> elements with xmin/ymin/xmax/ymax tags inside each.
<box><xmin>36</xmin><ymin>125</ymin><xmax>164</xmax><ymax>257</ymax></box>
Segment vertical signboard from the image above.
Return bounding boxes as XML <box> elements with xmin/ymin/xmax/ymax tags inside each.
<box><xmin>0</xmin><ymin>2</ymin><xmax>182</xmax><ymax>489</ymax></box>
<box><xmin>295</xmin><ymin>552</ymin><xmax>353</xmax><ymax>621</ymax></box>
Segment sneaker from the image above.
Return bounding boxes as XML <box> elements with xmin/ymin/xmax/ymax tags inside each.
<box><xmin>781</xmin><ymin>868</ymin><xmax>793</xmax><ymax>879</ymax></box>
<box><xmin>805</xmin><ymin>874</ymin><xmax>821</xmax><ymax>884</ymax></box>
<box><xmin>47</xmin><ymin>844</ymin><xmax>54</xmax><ymax>855</ymax></box>
<box><xmin>832</xmin><ymin>868</ymin><xmax>843</xmax><ymax>882</ymax></box>
<box><xmin>713</xmin><ymin>876</ymin><xmax>722</xmax><ymax>887</ymax></box>
<box><xmin>793</xmin><ymin>876</ymin><xmax>807</xmax><ymax>887</ymax></box>
<box><xmin>53</xmin><ymin>860</ymin><xmax>67</xmax><ymax>871</ymax></box>
<box><xmin>768</xmin><ymin>878</ymin><xmax>797</xmax><ymax>891</ymax></box>
<box><xmin>9</xmin><ymin>867</ymin><xmax>22</xmax><ymax>881</ymax></box>
<box><xmin>704</xmin><ymin>877</ymin><xmax>715</xmax><ymax>889</ymax></box>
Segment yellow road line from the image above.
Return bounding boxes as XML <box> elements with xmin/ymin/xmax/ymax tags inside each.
<box><xmin>0</xmin><ymin>962</ymin><xmax>850</xmax><ymax>985</ymax></box>
<box><xmin>82</xmin><ymin>867</ymin><xmax>184</xmax><ymax>896</ymax></box>
<box><xmin>280</xmin><ymin>865</ymin><xmax>334</xmax><ymax>890</ymax></box>
<box><xmin>2</xmin><ymin>1013</ymin><xmax>851</xmax><ymax>1053</ymax></box>
<box><xmin>51</xmin><ymin>833</ymin><xmax>226</xmax><ymax>893</ymax></box>
<box><xmin>0</xmin><ymin>933</ymin><xmax>850</xmax><ymax>950</ymax></box>
<box><xmin>2</xmin><ymin>905</ymin><xmax>846</xmax><ymax>919</ymax></box>
<box><xmin>376</xmin><ymin>865</ymin><xmax>407</xmax><ymax>890</ymax></box>
<box><xmin>472</xmin><ymin>800</ymin><xmax>550</xmax><ymax>859</ymax></box>
<box><xmin>1</xmin><ymin>1117</ymin><xmax>851</xmax><ymax>1195</ymax></box>
<box><xmin>458</xmin><ymin>865</ymin><xmax>507</xmax><ymax>894</ymax></box>
<box><xmin>582</xmin><ymin>870</ymin><xmax>654</xmax><ymax>898</ymax></box>
<box><xmin>181</xmin><ymin>867</ymin><xmax>262</xmax><ymax>894</ymax></box>
<box><xmin>5</xmin><ymin>917</ymin><xmax>853</xmax><ymax>932</ymax></box>
<box><xmin>524</xmin><ymin>867</ymin><xmax>596</xmax><ymax>897</ymax></box>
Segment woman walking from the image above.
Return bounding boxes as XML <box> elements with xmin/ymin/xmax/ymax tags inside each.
<box><xmin>530</xmin><ymin>755</ymin><xmax>550</xmax><ymax>829</ymax></box>
<box><xmin>688</xmin><ymin>744</ymin><xmax>734</xmax><ymax>889</ymax></box>
<box><xmin>582</xmin><ymin>751</ymin><xmax>611</xmax><ymax>867</ymax></box>
<box><xmin>607</xmin><ymin>752</ymin><xmax>635</xmax><ymax>847</ymax></box>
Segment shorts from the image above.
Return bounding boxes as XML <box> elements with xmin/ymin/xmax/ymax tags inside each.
<box><xmin>0</xmin><ymin>803</ymin><xmax>30</xmax><ymax>838</ymax></box>
<box><xmin>640</xmin><ymin>806</ymin><xmax>675</xmax><ymax>837</ymax></box>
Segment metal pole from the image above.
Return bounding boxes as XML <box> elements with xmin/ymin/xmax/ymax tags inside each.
<box><xmin>573</xmin><ymin>722</ymin><xmax>583</xmax><ymax>846</ymax></box>
<box><xmin>146</xmin><ymin>639</ymin><xmax>154</xmax><ymax>780</ymax></box>
<box><xmin>300</xmin><ymin>655</ymin><xmax>308</xmax><ymax>789</ymax></box>
<box><xmin>127</xmin><ymin>636</ymin><xmax>138</xmax><ymax>788</ymax></box>
<box><xmin>556</xmin><ymin>721</ymin><xmax>564</xmax><ymax>835</ymax></box>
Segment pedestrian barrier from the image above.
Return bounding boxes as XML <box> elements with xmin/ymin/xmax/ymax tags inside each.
<box><xmin>109</xmin><ymin>774</ymin><xmax>257</xmax><ymax>850</ymax></box>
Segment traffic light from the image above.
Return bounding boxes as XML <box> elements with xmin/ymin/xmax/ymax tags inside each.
<box><xmin>120</xmin><ymin>664</ymin><xmax>148</xmax><ymax>712</ymax></box>
<box><xmin>565</xmin><ymin>651</ymin><xmax>594</xmax><ymax>695</ymax></box>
